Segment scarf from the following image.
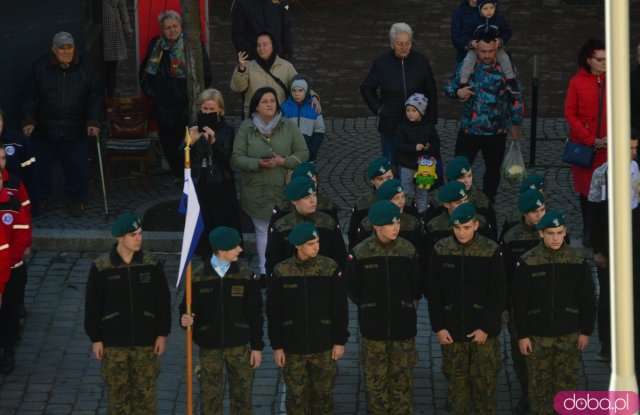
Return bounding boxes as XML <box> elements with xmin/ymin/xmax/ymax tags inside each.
<box><xmin>145</xmin><ymin>32</ymin><xmax>186</xmax><ymax>78</ymax></box>
<box><xmin>252</xmin><ymin>111</ymin><xmax>281</xmax><ymax>136</ymax></box>
<box><xmin>255</xmin><ymin>52</ymin><xmax>276</xmax><ymax>73</ymax></box>
<box><xmin>210</xmin><ymin>254</ymin><xmax>231</xmax><ymax>278</ymax></box>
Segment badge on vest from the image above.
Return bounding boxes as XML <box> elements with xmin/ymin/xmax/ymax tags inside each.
<box><xmin>2</xmin><ymin>213</ymin><xmax>13</xmax><ymax>225</ymax></box>
<box><xmin>231</xmin><ymin>285</ymin><xmax>245</xmax><ymax>297</ymax></box>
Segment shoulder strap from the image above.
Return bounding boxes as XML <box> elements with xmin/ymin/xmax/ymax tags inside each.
<box><xmin>267</xmin><ymin>70</ymin><xmax>289</xmax><ymax>98</ymax></box>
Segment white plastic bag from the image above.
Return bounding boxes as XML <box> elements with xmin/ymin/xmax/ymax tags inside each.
<box><xmin>503</xmin><ymin>140</ymin><xmax>527</xmax><ymax>185</ymax></box>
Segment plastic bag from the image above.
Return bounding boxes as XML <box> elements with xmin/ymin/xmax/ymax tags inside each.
<box><xmin>503</xmin><ymin>140</ymin><xmax>527</xmax><ymax>185</ymax></box>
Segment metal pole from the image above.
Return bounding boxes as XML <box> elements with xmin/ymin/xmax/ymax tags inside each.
<box><xmin>94</xmin><ymin>135</ymin><xmax>109</xmax><ymax>220</ymax></box>
<box><xmin>606</xmin><ymin>0</ymin><xmax>638</xmax><ymax>392</ymax></box>
<box><xmin>529</xmin><ymin>55</ymin><xmax>538</xmax><ymax>167</ymax></box>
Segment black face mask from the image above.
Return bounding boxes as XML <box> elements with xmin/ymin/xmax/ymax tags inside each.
<box><xmin>197</xmin><ymin>112</ymin><xmax>224</xmax><ymax>131</ymax></box>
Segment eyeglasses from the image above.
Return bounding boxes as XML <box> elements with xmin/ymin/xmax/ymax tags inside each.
<box><xmin>395</xmin><ymin>41</ymin><xmax>412</xmax><ymax>48</ymax></box>
<box><xmin>591</xmin><ymin>57</ymin><xmax>606</xmax><ymax>63</ymax></box>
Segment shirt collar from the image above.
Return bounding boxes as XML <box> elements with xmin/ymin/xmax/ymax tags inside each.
<box><xmin>210</xmin><ymin>254</ymin><xmax>231</xmax><ymax>277</ymax></box>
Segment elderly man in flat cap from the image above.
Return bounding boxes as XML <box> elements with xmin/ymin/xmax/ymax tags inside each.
<box><xmin>84</xmin><ymin>214</ymin><xmax>171</xmax><ymax>414</ymax></box>
<box><xmin>22</xmin><ymin>31</ymin><xmax>103</xmax><ymax>217</ymax></box>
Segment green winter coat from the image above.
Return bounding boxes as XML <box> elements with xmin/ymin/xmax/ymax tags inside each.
<box><xmin>232</xmin><ymin>117</ymin><xmax>309</xmax><ymax>221</ymax></box>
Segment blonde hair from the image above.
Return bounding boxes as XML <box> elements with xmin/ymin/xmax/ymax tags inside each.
<box><xmin>198</xmin><ymin>89</ymin><xmax>225</xmax><ymax>115</ymax></box>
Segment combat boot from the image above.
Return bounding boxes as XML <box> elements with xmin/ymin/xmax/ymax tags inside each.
<box><xmin>514</xmin><ymin>387</ymin><xmax>530</xmax><ymax>414</ymax></box>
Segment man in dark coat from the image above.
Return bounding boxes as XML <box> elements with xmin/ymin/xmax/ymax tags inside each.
<box><xmin>231</xmin><ymin>0</ymin><xmax>293</xmax><ymax>60</ymax></box>
<box><xmin>21</xmin><ymin>32</ymin><xmax>103</xmax><ymax>217</ymax></box>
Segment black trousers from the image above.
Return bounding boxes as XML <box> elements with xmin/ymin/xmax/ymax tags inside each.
<box><xmin>157</xmin><ymin>123</ymin><xmax>185</xmax><ymax>178</ymax></box>
<box><xmin>104</xmin><ymin>61</ymin><xmax>118</xmax><ymax>99</ymax></box>
<box><xmin>596</xmin><ymin>265</ymin><xmax>610</xmax><ymax>353</ymax></box>
<box><xmin>454</xmin><ymin>131</ymin><xmax>507</xmax><ymax>202</ymax></box>
<box><xmin>0</xmin><ymin>265</ymin><xmax>26</xmax><ymax>348</ymax></box>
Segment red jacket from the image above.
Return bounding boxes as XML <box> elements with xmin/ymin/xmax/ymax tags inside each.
<box><xmin>0</xmin><ymin>187</ymin><xmax>31</xmax><ymax>269</ymax></box>
<box><xmin>2</xmin><ymin>169</ymin><xmax>31</xmax><ymax>223</ymax></box>
<box><xmin>0</xmin><ymin>225</ymin><xmax>11</xmax><ymax>294</ymax></box>
<box><xmin>564</xmin><ymin>67</ymin><xmax>608</xmax><ymax>196</ymax></box>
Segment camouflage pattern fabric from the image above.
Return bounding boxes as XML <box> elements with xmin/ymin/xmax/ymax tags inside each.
<box><xmin>101</xmin><ymin>346</ymin><xmax>160</xmax><ymax>415</ymax></box>
<box><xmin>198</xmin><ymin>345</ymin><xmax>254</xmax><ymax>415</ymax></box>
<box><xmin>441</xmin><ymin>338</ymin><xmax>501</xmax><ymax>415</ymax></box>
<box><xmin>527</xmin><ymin>333</ymin><xmax>579</xmax><ymax>415</ymax></box>
<box><xmin>282</xmin><ymin>350</ymin><xmax>337</xmax><ymax>415</ymax></box>
<box><xmin>361</xmin><ymin>338</ymin><xmax>418</xmax><ymax>415</ymax></box>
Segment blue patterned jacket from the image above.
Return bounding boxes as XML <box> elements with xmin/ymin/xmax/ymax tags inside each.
<box><xmin>445</xmin><ymin>60</ymin><xmax>524</xmax><ymax>136</ymax></box>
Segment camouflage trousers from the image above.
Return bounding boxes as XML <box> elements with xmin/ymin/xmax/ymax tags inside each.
<box><xmin>441</xmin><ymin>337</ymin><xmax>501</xmax><ymax>415</ymax></box>
<box><xmin>361</xmin><ymin>337</ymin><xmax>418</xmax><ymax>415</ymax></box>
<box><xmin>527</xmin><ymin>333</ymin><xmax>579</xmax><ymax>415</ymax></box>
<box><xmin>282</xmin><ymin>349</ymin><xmax>338</xmax><ymax>415</ymax></box>
<box><xmin>198</xmin><ymin>345</ymin><xmax>255</xmax><ymax>415</ymax></box>
<box><xmin>101</xmin><ymin>346</ymin><xmax>160</xmax><ymax>415</ymax></box>
<box><xmin>508</xmin><ymin>313</ymin><xmax>528</xmax><ymax>389</ymax></box>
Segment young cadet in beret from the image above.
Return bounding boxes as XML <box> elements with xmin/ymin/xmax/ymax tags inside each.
<box><xmin>498</xmin><ymin>188</ymin><xmax>546</xmax><ymax>414</ymax></box>
<box><xmin>84</xmin><ymin>214</ymin><xmax>171</xmax><ymax>414</ymax></box>
<box><xmin>267</xmin><ymin>221</ymin><xmax>348</xmax><ymax>415</ymax></box>
<box><xmin>426</xmin><ymin>203</ymin><xmax>506</xmax><ymax>415</ymax></box>
<box><xmin>424</xmin><ymin>181</ymin><xmax>495</xmax><ymax>266</ymax></box>
<box><xmin>180</xmin><ymin>226</ymin><xmax>263</xmax><ymax>415</ymax></box>
<box><xmin>513</xmin><ymin>212</ymin><xmax>595</xmax><ymax>415</ymax></box>
<box><xmin>348</xmin><ymin>156</ymin><xmax>394</xmax><ymax>250</ymax></box>
<box><xmin>355</xmin><ymin>179</ymin><xmax>424</xmax><ymax>248</ymax></box>
<box><xmin>271</xmin><ymin>162</ymin><xmax>339</xmax><ymax>223</ymax></box>
<box><xmin>499</xmin><ymin>174</ymin><xmax>546</xmax><ymax>241</ymax></box>
<box><xmin>266</xmin><ymin>176</ymin><xmax>346</xmax><ymax>278</ymax></box>
<box><xmin>347</xmin><ymin>200</ymin><xmax>420</xmax><ymax>414</ymax></box>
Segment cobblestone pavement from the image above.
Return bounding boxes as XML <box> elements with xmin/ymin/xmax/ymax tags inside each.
<box><xmin>3</xmin><ymin>115</ymin><xmax>616</xmax><ymax>414</ymax></box>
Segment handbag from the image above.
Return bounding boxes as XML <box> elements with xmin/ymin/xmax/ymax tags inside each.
<box><xmin>562</xmin><ymin>80</ymin><xmax>605</xmax><ymax>168</ymax></box>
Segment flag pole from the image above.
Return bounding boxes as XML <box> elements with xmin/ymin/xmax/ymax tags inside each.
<box><xmin>184</xmin><ymin>127</ymin><xmax>194</xmax><ymax>415</ymax></box>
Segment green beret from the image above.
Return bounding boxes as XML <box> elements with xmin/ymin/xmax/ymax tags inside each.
<box><xmin>285</xmin><ymin>176</ymin><xmax>316</xmax><ymax>201</ymax></box>
<box><xmin>288</xmin><ymin>221</ymin><xmax>319</xmax><ymax>246</ymax></box>
<box><xmin>209</xmin><ymin>226</ymin><xmax>241</xmax><ymax>251</ymax></box>
<box><xmin>376</xmin><ymin>179</ymin><xmax>404</xmax><ymax>201</ymax></box>
<box><xmin>368</xmin><ymin>200</ymin><xmax>401</xmax><ymax>226</ymax></box>
<box><xmin>291</xmin><ymin>162</ymin><xmax>317</xmax><ymax>181</ymax></box>
<box><xmin>367</xmin><ymin>157</ymin><xmax>392</xmax><ymax>180</ymax></box>
<box><xmin>438</xmin><ymin>181</ymin><xmax>467</xmax><ymax>203</ymax></box>
<box><xmin>448</xmin><ymin>203</ymin><xmax>476</xmax><ymax>226</ymax></box>
<box><xmin>518</xmin><ymin>189</ymin><xmax>545</xmax><ymax>213</ymax></box>
<box><xmin>111</xmin><ymin>214</ymin><xmax>142</xmax><ymax>237</ymax></box>
<box><xmin>519</xmin><ymin>174</ymin><xmax>545</xmax><ymax>193</ymax></box>
<box><xmin>535</xmin><ymin>211</ymin><xmax>566</xmax><ymax>230</ymax></box>
<box><xmin>445</xmin><ymin>156</ymin><xmax>471</xmax><ymax>181</ymax></box>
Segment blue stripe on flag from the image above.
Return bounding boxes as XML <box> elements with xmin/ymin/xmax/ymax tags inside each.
<box><xmin>177</xmin><ymin>169</ymin><xmax>204</xmax><ymax>287</ymax></box>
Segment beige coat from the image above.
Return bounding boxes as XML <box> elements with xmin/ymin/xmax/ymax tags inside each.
<box><xmin>232</xmin><ymin>117</ymin><xmax>309</xmax><ymax>221</ymax></box>
<box><xmin>230</xmin><ymin>56</ymin><xmax>298</xmax><ymax>117</ymax></box>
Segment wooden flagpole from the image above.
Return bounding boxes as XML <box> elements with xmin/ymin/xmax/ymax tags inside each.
<box><xmin>184</xmin><ymin>127</ymin><xmax>194</xmax><ymax>415</ymax></box>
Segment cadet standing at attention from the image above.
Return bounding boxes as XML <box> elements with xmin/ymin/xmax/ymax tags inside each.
<box><xmin>427</xmin><ymin>203</ymin><xmax>506</xmax><ymax>415</ymax></box>
<box><xmin>180</xmin><ymin>226</ymin><xmax>264</xmax><ymax>415</ymax></box>
<box><xmin>499</xmin><ymin>188</ymin><xmax>546</xmax><ymax>414</ymax></box>
<box><xmin>84</xmin><ymin>214</ymin><xmax>171</xmax><ymax>414</ymax></box>
<box><xmin>267</xmin><ymin>221</ymin><xmax>348</xmax><ymax>414</ymax></box>
<box><xmin>347</xmin><ymin>200</ymin><xmax>420</xmax><ymax>414</ymax></box>
<box><xmin>513</xmin><ymin>211</ymin><xmax>596</xmax><ymax>415</ymax></box>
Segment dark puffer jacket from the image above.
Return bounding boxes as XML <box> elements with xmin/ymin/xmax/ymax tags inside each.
<box><xmin>360</xmin><ymin>50</ymin><xmax>438</xmax><ymax>134</ymax></box>
<box><xmin>22</xmin><ymin>52</ymin><xmax>102</xmax><ymax>140</ymax></box>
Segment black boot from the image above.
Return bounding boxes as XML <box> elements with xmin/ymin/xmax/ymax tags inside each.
<box><xmin>0</xmin><ymin>345</ymin><xmax>15</xmax><ymax>375</ymax></box>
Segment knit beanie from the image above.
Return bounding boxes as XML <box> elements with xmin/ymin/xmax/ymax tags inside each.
<box><xmin>405</xmin><ymin>93</ymin><xmax>429</xmax><ymax>116</ymax></box>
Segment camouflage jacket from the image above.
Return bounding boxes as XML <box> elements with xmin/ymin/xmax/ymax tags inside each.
<box><xmin>84</xmin><ymin>245</ymin><xmax>171</xmax><ymax>347</ymax></box>
<box><xmin>499</xmin><ymin>218</ymin><xmax>540</xmax><ymax>285</ymax></box>
<box><xmin>348</xmin><ymin>191</ymin><xmax>377</xmax><ymax>250</ymax></box>
<box><xmin>267</xmin><ymin>255</ymin><xmax>348</xmax><ymax>354</ymax></box>
<box><xmin>266</xmin><ymin>210</ymin><xmax>347</xmax><ymax>276</ymax></box>
<box><xmin>179</xmin><ymin>260</ymin><xmax>264</xmax><ymax>350</ymax></box>
<box><xmin>427</xmin><ymin>234</ymin><xmax>506</xmax><ymax>342</ymax></box>
<box><xmin>347</xmin><ymin>235</ymin><xmax>420</xmax><ymax>341</ymax></box>
<box><xmin>444</xmin><ymin>60</ymin><xmax>524</xmax><ymax>135</ymax></box>
<box><xmin>513</xmin><ymin>242</ymin><xmax>596</xmax><ymax>338</ymax></box>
